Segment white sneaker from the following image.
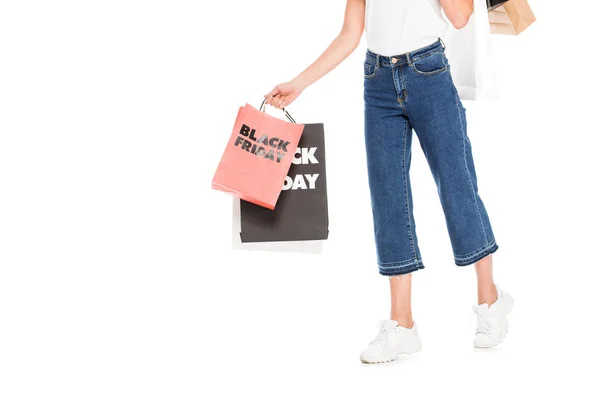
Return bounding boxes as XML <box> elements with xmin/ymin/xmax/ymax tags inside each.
<box><xmin>360</xmin><ymin>320</ymin><xmax>422</xmax><ymax>364</ymax></box>
<box><xmin>473</xmin><ymin>287</ymin><xmax>514</xmax><ymax>348</ymax></box>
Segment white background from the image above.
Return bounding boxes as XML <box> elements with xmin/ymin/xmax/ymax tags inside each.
<box><xmin>1</xmin><ymin>1</ymin><xmax>599</xmax><ymax>399</ymax></box>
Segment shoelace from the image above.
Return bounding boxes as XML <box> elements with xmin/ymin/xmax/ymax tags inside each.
<box><xmin>473</xmin><ymin>312</ymin><xmax>492</xmax><ymax>335</ymax></box>
<box><xmin>371</xmin><ymin>321</ymin><xmax>392</xmax><ymax>346</ymax></box>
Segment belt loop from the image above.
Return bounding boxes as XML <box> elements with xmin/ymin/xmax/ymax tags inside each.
<box><xmin>406</xmin><ymin>51</ymin><xmax>412</xmax><ymax>66</ymax></box>
<box><xmin>439</xmin><ymin>37</ymin><xmax>446</xmax><ymax>50</ymax></box>
<box><xmin>376</xmin><ymin>54</ymin><xmax>380</xmax><ymax>68</ymax></box>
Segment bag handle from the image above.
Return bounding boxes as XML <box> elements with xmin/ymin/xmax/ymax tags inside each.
<box><xmin>259</xmin><ymin>98</ymin><xmax>297</xmax><ymax>124</ymax></box>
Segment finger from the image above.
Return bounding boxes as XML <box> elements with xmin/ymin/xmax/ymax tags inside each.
<box><xmin>264</xmin><ymin>87</ymin><xmax>280</xmax><ymax>100</ymax></box>
<box><xmin>272</xmin><ymin>93</ymin><xmax>284</xmax><ymax>106</ymax></box>
<box><xmin>275</xmin><ymin>96</ymin><xmax>285</xmax><ymax>109</ymax></box>
<box><xmin>268</xmin><ymin>94</ymin><xmax>280</xmax><ymax>106</ymax></box>
<box><xmin>270</xmin><ymin>95</ymin><xmax>280</xmax><ymax>108</ymax></box>
<box><xmin>268</xmin><ymin>94</ymin><xmax>280</xmax><ymax>107</ymax></box>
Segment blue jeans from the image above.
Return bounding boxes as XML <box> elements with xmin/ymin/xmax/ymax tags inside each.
<box><xmin>363</xmin><ymin>39</ymin><xmax>498</xmax><ymax>276</ymax></box>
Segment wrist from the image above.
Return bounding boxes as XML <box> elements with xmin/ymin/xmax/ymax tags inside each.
<box><xmin>292</xmin><ymin>76</ymin><xmax>309</xmax><ymax>92</ymax></box>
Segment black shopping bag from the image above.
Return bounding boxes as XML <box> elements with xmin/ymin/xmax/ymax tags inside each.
<box><xmin>487</xmin><ymin>0</ymin><xmax>509</xmax><ymax>11</ymax></box>
<box><xmin>240</xmin><ymin>123</ymin><xmax>328</xmax><ymax>242</ymax></box>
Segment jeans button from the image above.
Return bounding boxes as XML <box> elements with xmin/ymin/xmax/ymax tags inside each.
<box><xmin>391</xmin><ymin>57</ymin><xmax>398</xmax><ymax>64</ymax></box>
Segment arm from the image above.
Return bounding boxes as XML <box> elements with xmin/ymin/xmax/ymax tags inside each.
<box><xmin>265</xmin><ymin>0</ymin><xmax>365</xmax><ymax>109</ymax></box>
<box><xmin>441</xmin><ymin>0</ymin><xmax>474</xmax><ymax>29</ymax></box>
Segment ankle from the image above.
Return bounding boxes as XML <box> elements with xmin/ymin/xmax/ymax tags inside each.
<box><xmin>390</xmin><ymin>316</ymin><xmax>414</xmax><ymax>329</ymax></box>
<box><xmin>478</xmin><ymin>283</ymin><xmax>498</xmax><ymax>305</ymax></box>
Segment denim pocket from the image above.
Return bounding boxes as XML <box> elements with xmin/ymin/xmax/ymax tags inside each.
<box><xmin>410</xmin><ymin>51</ymin><xmax>448</xmax><ymax>76</ymax></box>
<box><xmin>364</xmin><ymin>61</ymin><xmax>377</xmax><ymax>79</ymax></box>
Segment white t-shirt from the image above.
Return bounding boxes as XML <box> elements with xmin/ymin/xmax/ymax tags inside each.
<box><xmin>365</xmin><ymin>0</ymin><xmax>449</xmax><ymax>56</ymax></box>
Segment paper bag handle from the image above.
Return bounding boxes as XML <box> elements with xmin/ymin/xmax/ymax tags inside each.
<box><xmin>259</xmin><ymin>98</ymin><xmax>297</xmax><ymax>124</ymax></box>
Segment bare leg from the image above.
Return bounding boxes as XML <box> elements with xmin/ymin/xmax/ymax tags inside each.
<box><xmin>475</xmin><ymin>254</ymin><xmax>498</xmax><ymax>305</ymax></box>
<box><xmin>389</xmin><ymin>274</ymin><xmax>414</xmax><ymax>328</ymax></box>
<box><xmin>360</xmin><ymin>273</ymin><xmax>421</xmax><ymax>363</ymax></box>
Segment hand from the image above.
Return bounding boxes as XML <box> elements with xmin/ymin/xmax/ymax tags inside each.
<box><xmin>264</xmin><ymin>79</ymin><xmax>305</xmax><ymax>110</ymax></box>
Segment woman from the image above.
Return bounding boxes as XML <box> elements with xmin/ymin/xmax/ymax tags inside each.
<box><xmin>264</xmin><ymin>0</ymin><xmax>513</xmax><ymax>363</ymax></box>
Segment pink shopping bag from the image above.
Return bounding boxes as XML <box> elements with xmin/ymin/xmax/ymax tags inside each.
<box><xmin>212</xmin><ymin>102</ymin><xmax>304</xmax><ymax>210</ymax></box>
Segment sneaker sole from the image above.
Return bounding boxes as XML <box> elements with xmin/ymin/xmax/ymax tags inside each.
<box><xmin>360</xmin><ymin>346</ymin><xmax>422</xmax><ymax>364</ymax></box>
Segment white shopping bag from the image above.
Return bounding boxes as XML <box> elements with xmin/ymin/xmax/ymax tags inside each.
<box><xmin>443</xmin><ymin>0</ymin><xmax>497</xmax><ymax>101</ymax></box>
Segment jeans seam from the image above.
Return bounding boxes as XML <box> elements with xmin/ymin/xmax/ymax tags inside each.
<box><xmin>399</xmin><ymin>64</ymin><xmax>408</xmax><ymax>104</ymax></box>
<box><xmin>378</xmin><ymin>261</ymin><xmax>424</xmax><ymax>276</ymax></box>
<box><xmin>454</xmin><ymin>240</ymin><xmax>497</xmax><ymax>260</ymax></box>
<box><xmin>390</xmin><ymin>64</ymin><xmax>408</xmax><ymax>107</ymax></box>
<box><xmin>364</xmin><ymin>62</ymin><xmax>378</xmax><ymax>79</ymax></box>
<box><xmin>379</xmin><ymin>257</ymin><xmax>421</xmax><ymax>268</ymax></box>
<box><xmin>456</xmin><ymin>94</ymin><xmax>488</xmax><ymax>244</ymax></box>
<box><xmin>401</xmin><ymin>120</ymin><xmax>418</xmax><ymax>261</ymax></box>
<box><xmin>410</xmin><ymin>49</ymin><xmax>444</xmax><ymax>63</ymax></box>
<box><xmin>408</xmin><ymin>49</ymin><xmax>448</xmax><ymax>76</ymax></box>
<box><xmin>410</xmin><ymin>64</ymin><xmax>449</xmax><ymax>77</ymax></box>
<box><xmin>454</xmin><ymin>242</ymin><xmax>498</xmax><ymax>265</ymax></box>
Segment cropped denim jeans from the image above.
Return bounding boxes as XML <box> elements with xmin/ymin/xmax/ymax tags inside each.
<box><xmin>363</xmin><ymin>39</ymin><xmax>498</xmax><ymax>277</ymax></box>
